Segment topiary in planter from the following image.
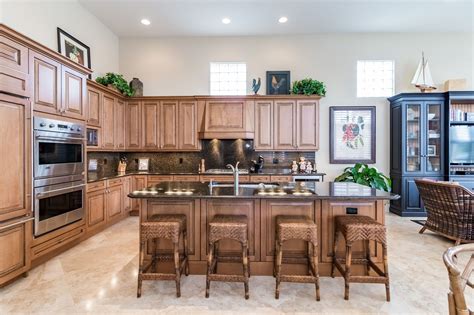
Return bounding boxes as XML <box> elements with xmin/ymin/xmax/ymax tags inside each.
<box><xmin>292</xmin><ymin>78</ymin><xmax>326</xmax><ymax>96</ymax></box>
<box><xmin>96</xmin><ymin>72</ymin><xmax>135</xmax><ymax>97</ymax></box>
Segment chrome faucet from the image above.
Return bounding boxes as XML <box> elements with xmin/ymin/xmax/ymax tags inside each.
<box><xmin>226</xmin><ymin>161</ymin><xmax>240</xmax><ymax>195</ymax></box>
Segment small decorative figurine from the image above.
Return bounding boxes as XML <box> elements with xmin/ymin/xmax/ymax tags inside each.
<box><xmin>305</xmin><ymin>161</ymin><xmax>313</xmax><ymax>173</ymax></box>
<box><xmin>291</xmin><ymin>161</ymin><xmax>298</xmax><ymax>173</ymax></box>
<box><xmin>251</xmin><ymin>78</ymin><xmax>261</xmax><ymax>95</ymax></box>
<box><xmin>299</xmin><ymin>157</ymin><xmax>306</xmax><ymax>173</ymax></box>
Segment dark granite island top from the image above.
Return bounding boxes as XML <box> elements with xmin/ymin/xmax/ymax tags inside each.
<box><xmin>128</xmin><ymin>181</ymin><xmax>399</xmax><ymax>200</ymax></box>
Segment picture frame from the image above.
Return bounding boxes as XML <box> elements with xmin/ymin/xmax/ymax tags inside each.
<box><xmin>57</xmin><ymin>28</ymin><xmax>91</xmax><ymax>71</ymax></box>
<box><xmin>330</xmin><ymin>106</ymin><xmax>376</xmax><ymax>164</ymax></box>
<box><xmin>266</xmin><ymin>71</ymin><xmax>290</xmax><ymax>95</ymax></box>
<box><xmin>138</xmin><ymin>158</ymin><xmax>150</xmax><ymax>171</ymax></box>
<box><xmin>427</xmin><ymin>145</ymin><xmax>436</xmax><ymax>156</ymax></box>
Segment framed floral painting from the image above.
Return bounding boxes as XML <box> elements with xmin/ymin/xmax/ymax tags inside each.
<box><xmin>329</xmin><ymin>106</ymin><xmax>376</xmax><ymax>164</ymax></box>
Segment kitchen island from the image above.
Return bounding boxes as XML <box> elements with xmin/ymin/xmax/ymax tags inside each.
<box><xmin>129</xmin><ymin>181</ymin><xmax>399</xmax><ymax>276</ymax></box>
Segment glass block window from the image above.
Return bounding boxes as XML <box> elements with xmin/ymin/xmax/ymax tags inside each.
<box><xmin>357</xmin><ymin>60</ymin><xmax>394</xmax><ymax>97</ymax></box>
<box><xmin>210</xmin><ymin>62</ymin><xmax>247</xmax><ymax>95</ymax></box>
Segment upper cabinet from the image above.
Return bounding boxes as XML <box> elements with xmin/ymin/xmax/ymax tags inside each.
<box><xmin>61</xmin><ymin>66</ymin><xmax>86</xmax><ymax>120</ymax></box>
<box><xmin>160</xmin><ymin>100</ymin><xmax>178</xmax><ymax>149</ymax></box>
<box><xmin>86</xmin><ymin>87</ymin><xmax>101</xmax><ymax>127</ymax></box>
<box><xmin>255</xmin><ymin>98</ymin><xmax>320</xmax><ymax>151</ymax></box>
<box><xmin>0</xmin><ymin>35</ymin><xmax>29</xmax><ymax>97</ymax></box>
<box><xmin>141</xmin><ymin>100</ymin><xmax>160</xmax><ymax>149</ymax></box>
<box><xmin>126</xmin><ymin>100</ymin><xmax>141</xmax><ymax>150</ymax></box>
<box><xmin>179</xmin><ymin>101</ymin><xmax>200</xmax><ymax>150</ymax></box>
<box><xmin>101</xmin><ymin>94</ymin><xmax>115</xmax><ymax>149</ymax></box>
<box><xmin>115</xmin><ymin>99</ymin><xmax>126</xmax><ymax>149</ymax></box>
<box><xmin>200</xmin><ymin>99</ymin><xmax>254</xmax><ymax>139</ymax></box>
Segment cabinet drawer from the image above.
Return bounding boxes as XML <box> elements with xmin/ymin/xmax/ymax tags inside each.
<box><xmin>200</xmin><ymin>175</ymin><xmax>234</xmax><ymax>182</ymax></box>
<box><xmin>87</xmin><ymin>180</ymin><xmax>106</xmax><ymax>192</ymax></box>
<box><xmin>270</xmin><ymin>175</ymin><xmax>293</xmax><ymax>182</ymax></box>
<box><xmin>107</xmin><ymin>178</ymin><xmax>122</xmax><ymax>187</ymax></box>
<box><xmin>148</xmin><ymin>175</ymin><xmax>174</xmax><ymax>183</ymax></box>
<box><xmin>173</xmin><ymin>175</ymin><xmax>200</xmax><ymax>182</ymax></box>
<box><xmin>250</xmin><ymin>175</ymin><xmax>271</xmax><ymax>183</ymax></box>
<box><xmin>31</xmin><ymin>225</ymin><xmax>85</xmax><ymax>261</ymax></box>
<box><xmin>0</xmin><ymin>36</ymin><xmax>29</xmax><ymax>96</ymax></box>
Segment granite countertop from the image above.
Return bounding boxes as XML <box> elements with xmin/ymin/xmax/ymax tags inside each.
<box><xmin>128</xmin><ymin>181</ymin><xmax>399</xmax><ymax>200</ymax></box>
<box><xmin>87</xmin><ymin>170</ymin><xmax>326</xmax><ymax>183</ymax></box>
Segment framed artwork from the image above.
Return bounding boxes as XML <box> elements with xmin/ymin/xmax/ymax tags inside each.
<box><xmin>266</xmin><ymin>71</ymin><xmax>290</xmax><ymax>95</ymax></box>
<box><xmin>138</xmin><ymin>158</ymin><xmax>149</xmax><ymax>171</ymax></box>
<box><xmin>427</xmin><ymin>145</ymin><xmax>436</xmax><ymax>156</ymax></box>
<box><xmin>330</xmin><ymin>106</ymin><xmax>376</xmax><ymax>164</ymax></box>
<box><xmin>57</xmin><ymin>28</ymin><xmax>91</xmax><ymax>70</ymax></box>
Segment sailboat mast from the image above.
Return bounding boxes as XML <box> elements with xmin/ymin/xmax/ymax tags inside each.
<box><xmin>422</xmin><ymin>51</ymin><xmax>425</xmax><ymax>85</ymax></box>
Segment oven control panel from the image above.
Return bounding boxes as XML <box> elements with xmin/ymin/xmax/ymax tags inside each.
<box><xmin>34</xmin><ymin>116</ymin><xmax>85</xmax><ymax>137</ymax></box>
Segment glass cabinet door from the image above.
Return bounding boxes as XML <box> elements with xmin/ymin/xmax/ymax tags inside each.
<box><xmin>406</xmin><ymin>104</ymin><xmax>421</xmax><ymax>172</ymax></box>
<box><xmin>425</xmin><ymin>103</ymin><xmax>442</xmax><ymax>173</ymax></box>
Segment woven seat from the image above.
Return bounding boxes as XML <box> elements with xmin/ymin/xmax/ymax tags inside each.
<box><xmin>274</xmin><ymin>215</ymin><xmax>320</xmax><ymax>301</ymax></box>
<box><xmin>206</xmin><ymin>215</ymin><xmax>250</xmax><ymax>299</ymax></box>
<box><xmin>137</xmin><ymin>214</ymin><xmax>189</xmax><ymax>298</ymax></box>
<box><xmin>332</xmin><ymin>215</ymin><xmax>390</xmax><ymax>301</ymax></box>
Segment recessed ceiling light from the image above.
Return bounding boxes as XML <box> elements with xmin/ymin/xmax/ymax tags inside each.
<box><xmin>278</xmin><ymin>16</ymin><xmax>288</xmax><ymax>23</ymax></box>
<box><xmin>222</xmin><ymin>17</ymin><xmax>231</xmax><ymax>24</ymax></box>
<box><xmin>141</xmin><ymin>18</ymin><xmax>151</xmax><ymax>26</ymax></box>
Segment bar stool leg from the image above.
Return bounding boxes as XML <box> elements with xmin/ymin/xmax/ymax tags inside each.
<box><xmin>331</xmin><ymin>230</ymin><xmax>340</xmax><ymax>278</ymax></box>
<box><xmin>312</xmin><ymin>241</ymin><xmax>321</xmax><ymax>301</ymax></box>
<box><xmin>242</xmin><ymin>241</ymin><xmax>250</xmax><ymax>300</ymax></box>
<box><xmin>365</xmin><ymin>240</ymin><xmax>371</xmax><ymax>276</ymax></box>
<box><xmin>151</xmin><ymin>238</ymin><xmax>159</xmax><ymax>272</ymax></box>
<box><xmin>344</xmin><ymin>242</ymin><xmax>353</xmax><ymax>300</ymax></box>
<box><xmin>137</xmin><ymin>237</ymin><xmax>146</xmax><ymax>298</ymax></box>
<box><xmin>383</xmin><ymin>244</ymin><xmax>391</xmax><ymax>302</ymax></box>
<box><xmin>275</xmin><ymin>240</ymin><xmax>283</xmax><ymax>299</ymax></box>
<box><xmin>173</xmin><ymin>240</ymin><xmax>181</xmax><ymax>298</ymax></box>
<box><xmin>205</xmin><ymin>241</ymin><xmax>214</xmax><ymax>298</ymax></box>
<box><xmin>213</xmin><ymin>242</ymin><xmax>219</xmax><ymax>274</ymax></box>
<box><xmin>183</xmin><ymin>230</ymin><xmax>189</xmax><ymax>276</ymax></box>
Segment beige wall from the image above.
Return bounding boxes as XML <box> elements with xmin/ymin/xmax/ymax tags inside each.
<box><xmin>0</xmin><ymin>0</ymin><xmax>119</xmax><ymax>78</ymax></box>
<box><xmin>119</xmin><ymin>33</ymin><xmax>473</xmax><ymax>180</ymax></box>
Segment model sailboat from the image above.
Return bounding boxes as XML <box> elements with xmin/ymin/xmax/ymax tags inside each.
<box><xmin>411</xmin><ymin>52</ymin><xmax>436</xmax><ymax>92</ymax></box>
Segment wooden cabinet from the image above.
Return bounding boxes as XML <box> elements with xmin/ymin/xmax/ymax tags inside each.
<box><xmin>86</xmin><ymin>87</ymin><xmax>101</xmax><ymax>126</ymax></box>
<box><xmin>30</xmin><ymin>51</ymin><xmax>86</xmax><ymax>120</ymax></box>
<box><xmin>101</xmin><ymin>94</ymin><xmax>115</xmax><ymax>149</ymax></box>
<box><xmin>296</xmin><ymin>100</ymin><xmax>319</xmax><ymax>150</ymax></box>
<box><xmin>86</xmin><ymin>189</ymin><xmax>107</xmax><ymax>230</ymax></box>
<box><xmin>200</xmin><ymin>99</ymin><xmax>254</xmax><ymax>139</ymax></box>
<box><xmin>114</xmin><ymin>99</ymin><xmax>125</xmax><ymax>149</ymax></box>
<box><xmin>274</xmin><ymin>100</ymin><xmax>296</xmax><ymax>150</ymax></box>
<box><xmin>0</xmin><ymin>95</ymin><xmax>31</xmax><ymax>222</ymax></box>
<box><xmin>132</xmin><ymin>176</ymin><xmax>147</xmax><ymax>211</ymax></box>
<box><xmin>61</xmin><ymin>66</ymin><xmax>86</xmax><ymax>120</ymax></box>
<box><xmin>0</xmin><ymin>35</ymin><xmax>29</xmax><ymax>97</ymax></box>
<box><xmin>126</xmin><ymin>101</ymin><xmax>141</xmax><ymax>150</ymax></box>
<box><xmin>254</xmin><ymin>100</ymin><xmax>273</xmax><ymax>150</ymax></box>
<box><xmin>142</xmin><ymin>101</ymin><xmax>160</xmax><ymax>149</ymax></box>
<box><xmin>106</xmin><ymin>185</ymin><xmax>123</xmax><ymax>221</ymax></box>
<box><xmin>0</xmin><ymin>219</ymin><xmax>32</xmax><ymax>286</ymax></box>
<box><xmin>178</xmin><ymin>101</ymin><xmax>199</xmax><ymax>150</ymax></box>
<box><xmin>122</xmin><ymin>176</ymin><xmax>132</xmax><ymax>212</ymax></box>
<box><xmin>160</xmin><ymin>100</ymin><xmax>178</xmax><ymax>149</ymax></box>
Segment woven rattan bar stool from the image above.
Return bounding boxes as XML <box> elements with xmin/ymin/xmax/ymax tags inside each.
<box><xmin>274</xmin><ymin>215</ymin><xmax>320</xmax><ymax>301</ymax></box>
<box><xmin>205</xmin><ymin>215</ymin><xmax>250</xmax><ymax>299</ymax></box>
<box><xmin>137</xmin><ymin>214</ymin><xmax>189</xmax><ymax>298</ymax></box>
<box><xmin>331</xmin><ymin>215</ymin><xmax>390</xmax><ymax>301</ymax></box>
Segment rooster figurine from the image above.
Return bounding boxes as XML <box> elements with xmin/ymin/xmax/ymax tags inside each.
<box><xmin>251</xmin><ymin>78</ymin><xmax>261</xmax><ymax>95</ymax></box>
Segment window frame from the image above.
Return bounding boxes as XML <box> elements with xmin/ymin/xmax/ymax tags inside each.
<box><xmin>209</xmin><ymin>61</ymin><xmax>247</xmax><ymax>96</ymax></box>
<box><xmin>356</xmin><ymin>60</ymin><xmax>395</xmax><ymax>98</ymax></box>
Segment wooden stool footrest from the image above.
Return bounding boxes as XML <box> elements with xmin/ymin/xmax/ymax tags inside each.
<box><xmin>279</xmin><ymin>275</ymin><xmax>318</xmax><ymax>283</ymax></box>
<box><xmin>208</xmin><ymin>274</ymin><xmax>246</xmax><ymax>282</ymax></box>
<box><xmin>140</xmin><ymin>273</ymin><xmax>177</xmax><ymax>281</ymax></box>
<box><xmin>347</xmin><ymin>276</ymin><xmax>388</xmax><ymax>283</ymax></box>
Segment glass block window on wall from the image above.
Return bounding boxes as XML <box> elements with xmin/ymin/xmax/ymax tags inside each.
<box><xmin>210</xmin><ymin>62</ymin><xmax>247</xmax><ymax>95</ymax></box>
<box><xmin>357</xmin><ymin>60</ymin><xmax>394</xmax><ymax>97</ymax></box>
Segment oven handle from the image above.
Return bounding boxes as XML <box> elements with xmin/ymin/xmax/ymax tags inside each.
<box><xmin>36</xmin><ymin>184</ymin><xmax>85</xmax><ymax>198</ymax></box>
<box><xmin>35</xmin><ymin>135</ymin><xmax>85</xmax><ymax>142</ymax></box>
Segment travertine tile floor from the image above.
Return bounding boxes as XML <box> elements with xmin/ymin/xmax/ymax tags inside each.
<box><xmin>1</xmin><ymin>213</ymin><xmax>472</xmax><ymax>314</ymax></box>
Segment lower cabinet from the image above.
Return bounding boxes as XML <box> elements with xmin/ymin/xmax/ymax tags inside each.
<box><xmin>0</xmin><ymin>219</ymin><xmax>31</xmax><ymax>286</ymax></box>
<box><xmin>132</xmin><ymin>176</ymin><xmax>147</xmax><ymax>212</ymax></box>
<box><xmin>87</xmin><ymin>189</ymin><xmax>107</xmax><ymax>230</ymax></box>
<box><xmin>107</xmin><ymin>184</ymin><xmax>123</xmax><ymax>221</ymax></box>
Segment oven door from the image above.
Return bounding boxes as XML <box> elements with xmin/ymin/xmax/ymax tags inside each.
<box><xmin>34</xmin><ymin>181</ymin><xmax>85</xmax><ymax>236</ymax></box>
<box><xmin>34</xmin><ymin>131</ymin><xmax>84</xmax><ymax>179</ymax></box>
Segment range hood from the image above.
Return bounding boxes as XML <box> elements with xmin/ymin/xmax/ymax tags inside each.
<box><xmin>198</xmin><ymin>99</ymin><xmax>254</xmax><ymax>139</ymax></box>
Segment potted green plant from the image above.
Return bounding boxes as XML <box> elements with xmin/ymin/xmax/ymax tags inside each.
<box><xmin>95</xmin><ymin>72</ymin><xmax>135</xmax><ymax>97</ymax></box>
<box><xmin>292</xmin><ymin>78</ymin><xmax>326</xmax><ymax>96</ymax></box>
<box><xmin>335</xmin><ymin>163</ymin><xmax>391</xmax><ymax>192</ymax></box>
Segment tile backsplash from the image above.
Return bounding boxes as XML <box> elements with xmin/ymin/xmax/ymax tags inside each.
<box><xmin>87</xmin><ymin>140</ymin><xmax>316</xmax><ymax>173</ymax></box>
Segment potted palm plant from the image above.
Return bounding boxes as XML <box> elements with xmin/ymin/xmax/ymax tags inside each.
<box><xmin>335</xmin><ymin>163</ymin><xmax>391</xmax><ymax>192</ymax></box>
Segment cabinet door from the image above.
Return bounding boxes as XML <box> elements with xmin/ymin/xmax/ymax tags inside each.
<box><xmin>274</xmin><ymin>100</ymin><xmax>296</xmax><ymax>150</ymax></box>
<box><xmin>254</xmin><ymin>101</ymin><xmax>273</xmax><ymax>150</ymax></box>
<box><xmin>296</xmin><ymin>100</ymin><xmax>319</xmax><ymax>150</ymax></box>
<box><xmin>0</xmin><ymin>96</ymin><xmax>30</xmax><ymax>222</ymax></box>
<box><xmin>160</xmin><ymin>100</ymin><xmax>178</xmax><ymax>149</ymax></box>
<box><xmin>142</xmin><ymin>101</ymin><xmax>159</xmax><ymax>149</ymax></box>
<box><xmin>122</xmin><ymin>177</ymin><xmax>132</xmax><ymax>212</ymax></box>
<box><xmin>29</xmin><ymin>51</ymin><xmax>61</xmax><ymax>114</ymax></box>
<box><xmin>178</xmin><ymin>101</ymin><xmax>199</xmax><ymax>150</ymax></box>
<box><xmin>86</xmin><ymin>87</ymin><xmax>101</xmax><ymax>127</ymax></box>
<box><xmin>424</xmin><ymin>101</ymin><xmax>443</xmax><ymax>175</ymax></box>
<box><xmin>405</xmin><ymin>102</ymin><xmax>422</xmax><ymax>174</ymax></box>
<box><xmin>107</xmin><ymin>185</ymin><xmax>123</xmax><ymax>221</ymax></box>
<box><xmin>61</xmin><ymin>66</ymin><xmax>86</xmax><ymax>120</ymax></box>
<box><xmin>0</xmin><ymin>35</ymin><xmax>29</xmax><ymax>97</ymax></box>
<box><xmin>86</xmin><ymin>189</ymin><xmax>106</xmax><ymax>230</ymax></box>
<box><xmin>114</xmin><ymin>99</ymin><xmax>125</xmax><ymax>149</ymax></box>
<box><xmin>0</xmin><ymin>220</ymin><xmax>31</xmax><ymax>286</ymax></box>
<box><xmin>126</xmin><ymin>101</ymin><xmax>141</xmax><ymax>149</ymax></box>
<box><xmin>131</xmin><ymin>176</ymin><xmax>147</xmax><ymax>211</ymax></box>
<box><xmin>101</xmin><ymin>94</ymin><xmax>115</xmax><ymax>149</ymax></box>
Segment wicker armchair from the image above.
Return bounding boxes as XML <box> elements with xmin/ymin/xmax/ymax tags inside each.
<box><xmin>415</xmin><ymin>179</ymin><xmax>474</xmax><ymax>245</ymax></box>
<box><xmin>443</xmin><ymin>244</ymin><xmax>474</xmax><ymax>315</ymax></box>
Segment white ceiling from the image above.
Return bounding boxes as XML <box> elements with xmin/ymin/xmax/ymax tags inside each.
<box><xmin>79</xmin><ymin>0</ymin><xmax>473</xmax><ymax>37</ymax></box>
